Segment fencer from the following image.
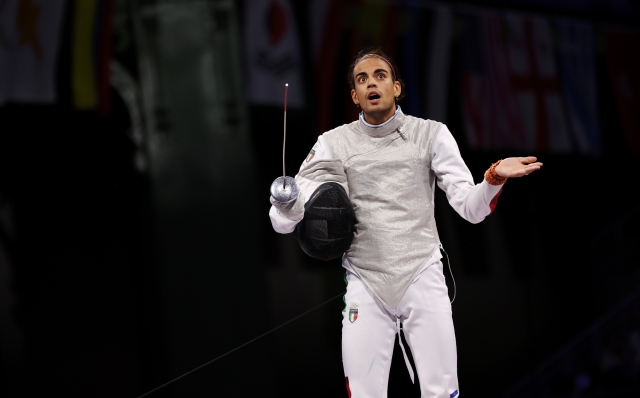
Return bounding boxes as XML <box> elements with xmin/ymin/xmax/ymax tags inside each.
<box><xmin>269</xmin><ymin>51</ymin><xmax>542</xmax><ymax>398</ymax></box>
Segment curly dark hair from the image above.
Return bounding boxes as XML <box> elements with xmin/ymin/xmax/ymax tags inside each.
<box><xmin>347</xmin><ymin>48</ymin><xmax>406</xmax><ymax>102</ymax></box>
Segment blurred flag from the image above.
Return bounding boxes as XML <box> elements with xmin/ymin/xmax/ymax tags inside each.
<box><xmin>458</xmin><ymin>10</ymin><xmax>524</xmax><ymax>151</ymax></box>
<box><xmin>555</xmin><ymin>18</ymin><xmax>601</xmax><ymax>156</ymax></box>
<box><xmin>345</xmin><ymin>0</ymin><xmax>401</xmax><ymax>123</ymax></box>
<box><xmin>424</xmin><ymin>5</ymin><xmax>453</xmax><ymax>123</ymax></box>
<box><xmin>243</xmin><ymin>0</ymin><xmax>304</xmax><ymax>108</ymax></box>
<box><xmin>0</xmin><ymin>0</ymin><xmax>66</xmax><ymax>105</ymax></box>
<box><xmin>311</xmin><ymin>0</ymin><xmax>402</xmax><ymax>134</ymax></box>
<box><xmin>72</xmin><ymin>0</ymin><xmax>98</xmax><ymax>109</ymax></box>
<box><xmin>393</xmin><ymin>4</ymin><xmax>453</xmax><ymax>122</ymax></box>
<box><xmin>308</xmin><ymin>0</ymin><xmax>332</xmax><ymax>58</ymax></box>
<box><xmin>72</xmin><ymin>0</ymin><xmax>114</xmax><ymax>113</ymax></box>
<box><xmin>351</xmin><ymin>0</ymin><xmax>399</xmax><ymax>54</ymax></box>
<box><xmin>310</xmin><ymin>0</ymin><xmax>347</xmax><ymax>136</ymax></box>
<box><xmin>308</xmin><ymin>2</ymin><xmax>451</xmax><ymax>133</ymax></box>
<box><xmin>398</xmin><ymin>4</ymin><xmax>427</xmax><ymax>119</ymax></box>
<box><xmin>504</xmin><ymin>13</ymin><xmax>572</xmax><ymax>153</ymax></box>
<box><xmin>600</xmin><ymin>26</ymin><xmax>640</xmax><ymax>158</ymax></box>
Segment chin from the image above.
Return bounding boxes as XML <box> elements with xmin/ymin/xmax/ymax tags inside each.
<box><xmin>364</xmin><ymin>104</ymin><xmax>393</xmax><ymax>116</ymax></box>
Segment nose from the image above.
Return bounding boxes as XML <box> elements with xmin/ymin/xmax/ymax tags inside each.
<box><xmin>367</xmin><ymin>80</ymin><xmax>377</xmax><ymax>88</ymax></box>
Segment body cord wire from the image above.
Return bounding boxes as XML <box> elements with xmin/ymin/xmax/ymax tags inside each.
<box><xmin>440</xmin><ymin>243</ymin><xmax>456</xmax><ymax>304</ymax></box>
<box><xmin>136</xmin><ymin>290</ymin><xmax>346</xmax><ymax>398</ymax></box>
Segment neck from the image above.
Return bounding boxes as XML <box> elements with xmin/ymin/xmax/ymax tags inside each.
<box><xmin>363</xmin><ymin>106</ymin><xmax>396</xmax><ymax>125</ymax></box>
<box><xmin>357</xmin><ymin>106</ymin><xmax>404</xmax><ymax>137</ymax></box>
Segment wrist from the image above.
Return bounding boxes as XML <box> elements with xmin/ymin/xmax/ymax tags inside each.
<box><xmin>484</xmin><ymin>160</ymin><xmax>508</xmax><ymax>186</ymax></box>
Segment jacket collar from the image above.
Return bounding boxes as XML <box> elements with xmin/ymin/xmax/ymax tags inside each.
<box><xmin>357</xmin><ymin>106</ymin><xmax>405</xmax><ymax>137</ymax></box>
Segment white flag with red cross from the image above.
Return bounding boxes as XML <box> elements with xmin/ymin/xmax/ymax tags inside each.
<box><xmin>504</xmin><ymin>13</ymin><xmax>572</xmax><ymax>153</ymax></box>
<box><xmin>458</xmin><ymin>10</ymin><xmax>525</xmax><ymax>151</ymax></box>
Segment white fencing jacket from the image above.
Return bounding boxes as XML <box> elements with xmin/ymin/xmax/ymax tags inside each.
<box><xmin>270</xmin><ymin>107</ymin><xmax>503</xmax><ymax>310</ymax></box>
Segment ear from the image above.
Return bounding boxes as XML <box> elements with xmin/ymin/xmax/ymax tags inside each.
<box><xmin>351</xmin><ymin>89</ymin><xmax>359</xmax><ymax>105</ymax></box>
<box><xmin>393</xmin><ymin>80</ymin><xmax>401</xmax><ymax>98</ymax></box>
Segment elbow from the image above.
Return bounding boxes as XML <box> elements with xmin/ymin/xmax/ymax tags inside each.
<box><xmin>460</xmin><ymin>201</ymin><xmax>492</xmax><ymax>224</ymax></box>
<box><xmin>464</xmin><ymin>212</ymin><xmax>487</xmax><ymax>225</ymax></box>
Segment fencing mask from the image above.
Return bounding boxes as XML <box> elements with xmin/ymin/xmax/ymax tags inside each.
<box><xmin>294</xmin><ymin>159</ymin><xmax>355</xmax><ymax>261</ymax></box>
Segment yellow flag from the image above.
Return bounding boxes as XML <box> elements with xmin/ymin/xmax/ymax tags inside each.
<box><xmin>72</xmin><ymin>0</ymin><xmax>98</xmax><ymax>109</ymax></box>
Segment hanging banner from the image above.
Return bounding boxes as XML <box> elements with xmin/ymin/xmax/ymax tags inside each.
<box><xmin>344</xmin><ymin>0</ymin><xmax>401</xmax><ymax>123</ymax></box>
<box><xmin>310</xmin><ymin>0</ymin><xmax>347</xmax><ymax>136</ymax></box>
<box><xmin>601</xmin><ymin>26</ymin><xmax>640</xmax><ymax>158</ymax></box>
<box><xmin>555</xmin><ymin>18</ymin><xmax>601</xmax><ymax>156</ymax></box>
<box><xmin>424</xmin><ymin>5</ymin><xmax>453</xmax><ymax>123</ymax></box>
<box><xmin>71</xmin><ymin>0</ymin><xmax>114</xmax><ymax>113</ymax></box>
<box><xmin>71</xmin><ymin>0</ymin><xmax>99</xmax><ymax>109</ymax></box>
<box><xmin>243</xmin><ymin>0</ymin><xmax>304</xmax><ymax>108</ymax></box>
<box><xmin>398</xmin><ymin>3</ymin><xmax>429</xmax><ymax>119</ymax></box>
<box><xmin>0</xmin><ymin>0</ymin><xmax>67</xmax><ymax>105</ymax></box>
<box><xmin>458</xmin><ymin>10</ymin><xmax>524</xmax><ymax>151</ymax></box>
<box><xmin>392</xmin><ymin>4</ymin><xmax>454</xmax><ymax>122</ymax></box>
<box><xmin>504</xmin><ymin>12</ymin><xmax>572</xmax><ymax>153</ymax></box>
<box><xmin>312</xmin><ymin>1</ymin><xmax>454</xmax><ymax>135</ymax></box>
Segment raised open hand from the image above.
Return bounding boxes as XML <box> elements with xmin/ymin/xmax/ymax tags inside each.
<box><xmin>495</xmin><ymin>156</ymin><xmax>543</xmax><ymax>178</ymax></box>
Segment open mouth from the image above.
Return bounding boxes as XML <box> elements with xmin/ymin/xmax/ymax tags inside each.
<box><xmin>368</xmin><ymin>92</ymin><xmax>381</xmax><ymax>101</ymax></box>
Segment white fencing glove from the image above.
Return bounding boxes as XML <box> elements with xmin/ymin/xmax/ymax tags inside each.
<box><xmin>270</xmin><ymin>159</ymin><xmax>348</xmax><ymax>221</ymax></box>
<box><xmin>270</xmin><ymin>190</ymin><xmax>306</xmax><ymax>221</ymax></box>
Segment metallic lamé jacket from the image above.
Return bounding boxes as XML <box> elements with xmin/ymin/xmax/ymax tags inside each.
<box><xmin>322</xmin><ymin>110</ymin><xmax>441</xmax><ymax>310</ymax></box>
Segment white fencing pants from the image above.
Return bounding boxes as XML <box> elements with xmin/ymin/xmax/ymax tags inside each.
<box><xmin>342</xmin><ymin>261</ymin><xmax>459</xmax><ymax>398</ymax></box>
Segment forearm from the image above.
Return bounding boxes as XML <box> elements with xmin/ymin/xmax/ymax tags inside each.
<box><xmin>450</xmin><ymin>180</ymin><xmax>504</xmax><ymax>223</ymax></box>
<box><xmin>432</xmin><ymin>125</ymin><xmax>505</xmax><ymax>223</ymax></box>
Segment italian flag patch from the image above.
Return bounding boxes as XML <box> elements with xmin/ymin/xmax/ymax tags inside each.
<box><xmin>348</xmin><ymin>308</ymin><xmax>358</xmax><ymax>323</ymax></box>
<box><xmin>305</xmin><ymin>149</ymin><xmax>315</xmax><ymax>163</ymax></box>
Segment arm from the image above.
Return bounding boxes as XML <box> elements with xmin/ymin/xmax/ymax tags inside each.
<box><xmin>431</xmin><ymin>125</ymin><xmax>542</xmax><ymax>224</ymax></box>
<box><xmin>431</xmin><ymin>125</ymin><xmax>505</xmax><ymax>224</ymax></box>
<box><xmin>269</xmin><ymin>135</ymin><xmax>333</xmax><ymax>234</ymax></box>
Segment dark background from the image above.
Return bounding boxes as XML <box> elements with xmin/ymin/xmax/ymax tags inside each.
<box><xmin>0</xmin><ymin>0</ymin><xmax>639</xmax><ymax>397</ymax></box>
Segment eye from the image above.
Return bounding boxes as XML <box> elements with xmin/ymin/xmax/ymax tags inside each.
<box><xmin>358</xmin><ymin>76</ymin><xmax>366</xmax><ymax>83</ymax></box>
<box><xmin>377</xmin><ymin>73</ymin><xmax>385</xmax><ymax>79</ymax></box>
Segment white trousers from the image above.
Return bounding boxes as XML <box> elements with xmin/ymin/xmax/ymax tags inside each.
<box><xmin>342</xmin><ymin>261</ymin><xmax>459</xmax><ymax>398</ymax></box>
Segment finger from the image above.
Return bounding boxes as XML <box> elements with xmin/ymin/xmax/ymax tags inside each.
<box><xmin>511</xmin><ymin>164</ymin><xmax>541</xmax><ymax>176</ymax></box>
<box><xmin>510</xmin><ymin>165</ymin><xmax>540</xmax><ymax>177</ymax></box>
<box><xmin>520</xmin><ymin>156</ymin><xmax>538</xmax><ymax>164</ymax></box>
<box><xmin>523</xmin><ymin>166</ymin><xmax>541</xmax><ymax>175</ymax></box>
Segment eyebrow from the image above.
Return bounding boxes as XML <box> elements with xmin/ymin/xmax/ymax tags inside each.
<box><xmin>354</xmin><ymin>68</ymin><xmax>389</xmax><ymax>79</ymax></box>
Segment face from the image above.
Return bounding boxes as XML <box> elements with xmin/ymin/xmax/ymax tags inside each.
<box><xmin>351</xmin><ymin>57</ymin><xmax>401</xmax><ymax>124</ymax></box>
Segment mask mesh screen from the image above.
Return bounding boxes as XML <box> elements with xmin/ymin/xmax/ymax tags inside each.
<box><xmin>296</xmin><ymin>183</ymin><xmax>355</xmax><ymax>261</ymax></box>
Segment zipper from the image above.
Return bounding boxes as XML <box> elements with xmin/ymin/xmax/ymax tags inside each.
<box><xmin>397</xmin><ymin>127</ymin><xmax>406</xmax><ymax>140</ymax></box>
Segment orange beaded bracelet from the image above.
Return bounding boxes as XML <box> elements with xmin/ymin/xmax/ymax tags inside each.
<box><xmin>484</xmin><ymin>160</ymin><xmax>508</xmax><ymax>186</ymax></box>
